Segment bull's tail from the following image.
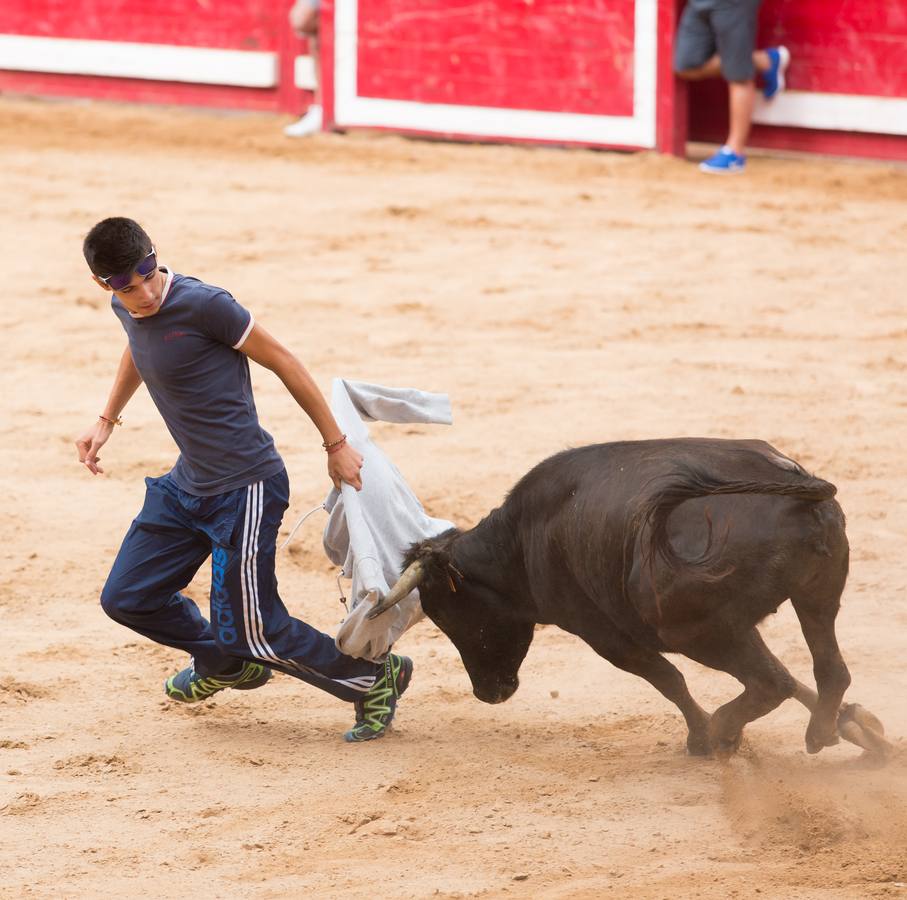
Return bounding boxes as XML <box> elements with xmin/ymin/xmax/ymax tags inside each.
<box><xmin>634</xmin><ymin>464</ymin><xmax>837</xmax><ymax>578</ymax></box>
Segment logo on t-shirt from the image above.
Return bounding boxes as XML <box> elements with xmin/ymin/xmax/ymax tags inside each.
<box><xmin>163</xmin><ymin>330</ymin><xmax>188</xmax><ymax>342</ymax></box>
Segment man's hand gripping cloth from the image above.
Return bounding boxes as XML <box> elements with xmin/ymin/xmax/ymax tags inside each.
<box><xmin>322</xmin><ymin>380</ymin><xmax>455</xmax><ymax>661</ymax></box>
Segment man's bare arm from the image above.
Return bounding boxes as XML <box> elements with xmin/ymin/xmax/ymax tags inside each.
<box><xmin>240</xmin><ymin>323</ymin><xmax>363</xmax><ymax>490</ymax></box>
<box><xmin>75</xmin><ymin>345</ymin><xmax>143</xmax><ymax>475</ymax></box>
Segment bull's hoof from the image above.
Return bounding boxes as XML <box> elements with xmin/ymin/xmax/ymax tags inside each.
<box><xmin>686</xmin><ymin>730</ymin><xmax>711</xmax><ymax>757</ymax></box>
<box><xmin>711</xmin><ymin>737</ymin><xmax>743</xmax><ymax>757</ymax></box>
<box><xmin>805</xmin><ymin>712</ymin><xmax>841</xmax><ymax>754</ymax></box>
<box><xmin>836</xmin><ymin>703</ymin><xmax>892</xmax><ymax>758</ymax></box>
<box><xmin>805</xmin><ymin>729</ymin><xmax>840</xmax><ymax>754</ymax></box>
<box><xmin>839</xmin><ymin>703</ymin><xmax>885</xmax><ymax>736</ymax></box>
<box><xmin>707</xmin><ymin>724</ymin><xmax>743</xmax><ymax>758</ymax></box>
<box><xmin>706</xmin><ymin>709</ymin><xmax>744</xmax><ymax>757</ymax></box>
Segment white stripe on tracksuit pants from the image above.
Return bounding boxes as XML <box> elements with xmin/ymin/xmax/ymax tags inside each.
<box><xmin>99</xmin><ymin>468</ymin><xmax>381</xmax><ymax>703</ymax></box>
<box><xmin>237</xmin><ymin>479</ymin><xmax>380</xmax><ymax>697</ymax></box>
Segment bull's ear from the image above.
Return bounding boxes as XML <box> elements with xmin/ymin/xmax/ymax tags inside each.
<box><xmin>404</xmin><ymin>539</ymin><xmax>439</xmax><ymax>569</ymax></box>
<box><xmin>404</xmin><ymin>550</ymin><xmax>445</xmax><ymax>588</ymax></box>
<box><xmin>406</xmin><ymin>528</ymin><xmax>460</xmax><ymax>570</ymax></box>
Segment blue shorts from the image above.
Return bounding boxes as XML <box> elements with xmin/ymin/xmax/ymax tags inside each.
<box><xmin>100</xmin><ymin>469</ymin><xmax>380</xmax><ymax>702</ymax></box>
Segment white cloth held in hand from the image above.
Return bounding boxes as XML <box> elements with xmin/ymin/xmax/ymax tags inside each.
<box><xmin>323</xmin><ymin>379</ymin><xmax>455</xmax><ymax>661</ymax></box>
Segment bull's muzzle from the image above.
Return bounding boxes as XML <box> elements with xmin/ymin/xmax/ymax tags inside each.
<box><xmin>473</xmin><ymin>676</ymin><xmax>519</xmax><ymax>705</ymax></box>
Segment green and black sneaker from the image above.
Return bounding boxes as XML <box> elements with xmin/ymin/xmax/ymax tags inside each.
<box><xmin>343</xmin><ymin>653</ymin><xmax>413</xmax><ymax>743</ymax></box>
<box><xmin>164</xmin><ymin>660</ymin><xmax>271</xmax><ymax>703</ymax></box>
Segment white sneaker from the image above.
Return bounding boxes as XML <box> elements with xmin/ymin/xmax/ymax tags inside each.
<box><xmin>284</xmin><ymin>105</ymin><xmax>323</xmax><ymax>138</ymax></box>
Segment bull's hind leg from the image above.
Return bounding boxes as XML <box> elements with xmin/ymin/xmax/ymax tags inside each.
<box><xmin>576</xmin><ymin>626</ymin><xmax>712</xmax><ymax>755</ymax></box>
<box><xmin>790</xmin><ymin>679</ymin><xmax>890</xmax><ymax>755</ymax></box>
<box><xmin>790</xmin><ymin>589</ymin><xmax>851</xmax><ymax>754</ymax></box>
<box><xmin>670</xmin><ymin>627</ymin><xmax>796</xmax><ymax>755</ymax></box>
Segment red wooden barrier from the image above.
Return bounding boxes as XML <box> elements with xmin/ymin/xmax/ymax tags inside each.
<box><xmin>1</xmin><ymin>0</ymin><xmax>905</xmax><ymax>160</ymax></box>
<box><xmin>0</xmin><ymin>0</ymin><xmax>312</xmax><ymax>113</ymax></box>
<box><xmin>329</xmin><ymin>0</ymin><xmax>662</xmax><ymax>150</ymax></box>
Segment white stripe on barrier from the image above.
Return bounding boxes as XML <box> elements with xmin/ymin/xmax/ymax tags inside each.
<box><xmin>754</xmin><ymin>90</ymin><xmax>907</xmax><ymax>137</ymax></box>
<box><xmin>294</xmin><ymin>54</ymin><xmax>316</xmax><ymax>91</ymax></box>
<box><xmin>333</xmin><ymin>0</ymin><xmax>658</xmax><ymax>148</ymax></box>
<box><xmin>0</xmin><ymin>33</ymin><xmax>277</xmax><ymax>88</ymax></box>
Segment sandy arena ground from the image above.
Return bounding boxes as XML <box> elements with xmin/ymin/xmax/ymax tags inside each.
<box><xmin>1</xmin><ymin>96</ymin><xmax>906</xmax><ymax>898</ymax></box>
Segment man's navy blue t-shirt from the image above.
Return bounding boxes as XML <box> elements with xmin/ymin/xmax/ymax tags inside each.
<box><xmin>112</xmin><ymin>269</ymin><xmax>284</xmax><ymax>496</ymax></box>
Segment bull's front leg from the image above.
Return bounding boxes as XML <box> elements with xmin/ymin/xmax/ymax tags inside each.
<box><xmin>575</xmin><ymin>624</ymin><xmax>712</xmax><ymax>755</ymax></box>
<box><xmin>663</xmin><ymin>626</ymin><xmax>796</xmax><ymax>756</ymax></box>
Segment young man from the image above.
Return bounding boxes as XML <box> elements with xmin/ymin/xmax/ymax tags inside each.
<box><xmin>674</xmin><ymin>0</ymin><xmax>790</xmax><ymax>174</ymax></box>
<box><xmin>76</xmin><ymin>217</ymin><xmax>411</xmax><ymax>742</ymax></box>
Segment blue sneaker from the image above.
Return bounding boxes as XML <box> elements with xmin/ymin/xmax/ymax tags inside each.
<box><xmin>343</xmin><ymin>654</ymin><xmax>413</xmax><ymax>742</ymax></box>
<box><xmin>699</xmin><ymin>146</ymin><xmax>746</xmax><ymax>174</ymax></box>
<box><xmin>164</xmin><ymin>660</ymin><xmax>271</xmax><ymax>702</ymax></box>
<box><xmin>763</xmin><ymin>46</ymin><xmax>790</xmax><ymax>100</ymax></box>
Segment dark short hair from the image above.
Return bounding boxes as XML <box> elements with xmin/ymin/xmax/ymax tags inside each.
<box><xmin>83</xmin><ymin>217</ymin><xmax>153</xmax><ymax>278</ymax></box>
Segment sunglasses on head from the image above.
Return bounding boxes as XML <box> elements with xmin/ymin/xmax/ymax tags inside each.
<box><xmin>99</xmin><ymin>248</ymin><xmax>157</xmax><ymax>291</ymax></box>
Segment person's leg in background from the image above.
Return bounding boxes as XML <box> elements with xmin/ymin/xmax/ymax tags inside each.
<box><xmin>674</xmin><ymin>0</ymin><xmax>789</xmax><ymax>173</ymax></box>
<box><xmin>706</xmin><ymin>0</ymin><xmax>763</xmax><ymax>170</ymax></box>
<box><xmin>285</xmin><ymin>0</ymin><xmax>323</xmax><ymax>137</ymax></box>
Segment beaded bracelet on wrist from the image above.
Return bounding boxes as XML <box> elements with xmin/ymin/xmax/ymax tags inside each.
<box><xmin>322</xmin><ymin>434</ymin><xmax>347</xmax><ymax>450</ymax></box>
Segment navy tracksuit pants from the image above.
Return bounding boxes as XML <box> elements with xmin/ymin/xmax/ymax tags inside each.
<box><xmin>100</xmin><ymin>469</ymin><xmax>380</xmax><ymax>702</ymax></box>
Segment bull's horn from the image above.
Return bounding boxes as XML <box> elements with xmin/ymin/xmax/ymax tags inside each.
<box><xmin>367</xmin><ymin>560</ymin><xmax>426</xmax><ymax>620</ymax></box>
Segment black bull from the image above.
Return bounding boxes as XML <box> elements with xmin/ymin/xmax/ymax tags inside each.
<box><xmin>371</xmin><ymin>438</ymin><xmax>890</xmax><ymax>757</ymax></box>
